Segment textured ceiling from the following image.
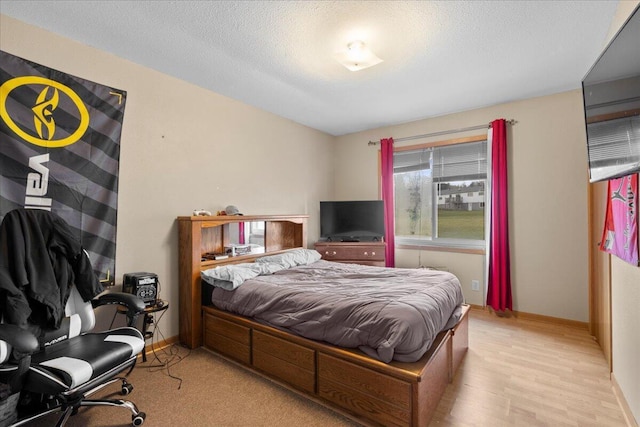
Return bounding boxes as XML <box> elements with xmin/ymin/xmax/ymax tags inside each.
<box><xmin>0</xmin><ymin>1</ymin><xmax>619</xmax><ymax>136</ymax></box>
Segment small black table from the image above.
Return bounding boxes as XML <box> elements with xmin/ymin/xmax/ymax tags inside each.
<box><xmin>117</xmin><ymin>300</ymin><xmax>169</xmax><ymax>363</ymax></box>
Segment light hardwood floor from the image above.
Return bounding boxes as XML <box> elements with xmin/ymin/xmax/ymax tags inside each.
<box><xmin>432</xmin><ymin>308</ymin><xmax>628</xmax><ymax>426</ymax></box>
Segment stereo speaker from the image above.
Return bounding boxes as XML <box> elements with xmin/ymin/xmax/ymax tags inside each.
<box><xmin>123</xmin><ymin>272</ymin><xmax>158</xmax><ymax>306</ymax></box>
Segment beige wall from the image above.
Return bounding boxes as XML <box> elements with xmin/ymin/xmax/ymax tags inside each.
<box><xmin>335</xmin><ymin>90</ymin><xmax>590</xmax><ymax>320</ymax></box>
<box><xmin>611</xmin><ymin>256</ymin><xmax>640</xmax><ymax>423</ymax></box>
<box><xmin>0</xmin><ymin>14</ymin><xmax>335</xmax><ymax>338</ymax></box>
<box><xmin>605</xmin><ymin>2</ymin><xmax>640</xmax><ymax>423</ymax></box>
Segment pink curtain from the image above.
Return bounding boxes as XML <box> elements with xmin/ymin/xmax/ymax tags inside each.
<box><xmin>486</xmin><ymin>119</ymin><xmax>512</xmax><ymax>312</ymax></box>
<box><xmin>239</xmin><ymin>222</ymin><xmax>245</xmax><ymax>245</ymax></box>
<box><xmin>380</xmin><ymin>138</ymin><xmax>395</xmax><ymax>267</ymax></box>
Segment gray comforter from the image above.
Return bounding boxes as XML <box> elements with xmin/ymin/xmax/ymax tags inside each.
<box><xmin>210</xmin><ymin>260</ymin><xmax>464</xmax><ymax>363</ymax></box>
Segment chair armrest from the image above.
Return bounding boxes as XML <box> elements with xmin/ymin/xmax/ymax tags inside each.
<box><xmin>94</xmin><ymin>291</ymin><xmax>146</xmax><ymax>311</ymax></box>
<box><xmin>0</xmin><ymin>324</ymin><xmax>39</xmax><ymax>354</ymax></box>
<box><xmin>93</xmin><ymin>292</ymin><xmax>146</xmax><ymax>327</ymax></box>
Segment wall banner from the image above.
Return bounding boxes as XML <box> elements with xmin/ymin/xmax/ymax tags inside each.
<box><xmin>0</xmin><ymin>50</ymin><xmax>127</xmax><ymax>283</ymax></box>
<box><xmin>600</xmin><ymin>174</ymin><xmax>639</xmax><ymax>266</ymax></box>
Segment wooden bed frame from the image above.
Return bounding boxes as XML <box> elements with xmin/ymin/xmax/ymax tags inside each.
<box><xmin>177</xmin><ymin>214</ymin><xmax>469</xmax><ymax>426</ymax></box>
<box><xmin>203</xmin><ymin>304</ymin><xmax>469</xmax><ymax>426</ymax></box>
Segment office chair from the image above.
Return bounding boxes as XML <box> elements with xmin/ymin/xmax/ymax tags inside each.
<box><xmin>0</xmin><ymin>209</ymin><xmax>147</xmax><ymax>426</ymax></box>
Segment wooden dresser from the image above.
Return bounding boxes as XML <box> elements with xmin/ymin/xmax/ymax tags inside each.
<box><xmin>314</xmin><ymin>241</ymin><xmax>386</xmax><ymax>266</ymax></box>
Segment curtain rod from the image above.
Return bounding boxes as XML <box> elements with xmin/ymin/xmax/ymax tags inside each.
<box><xmin>367</xmin><ymin>119</ymin><xmax>517</xmax><ymax>146</ymax></box>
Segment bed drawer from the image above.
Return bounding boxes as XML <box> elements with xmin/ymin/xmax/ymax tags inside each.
<box><xmin>204</xmin><ymin>312</ymin><xmax>251</xmax><ymax>364</ymax></box>
<box><xmin>318</xmin><ymin>353</ymin><xmax>411</xmax><ymax>426</ymax></box>
<box><xmin>252</xmin><ymin>331</ymin><xmax>315</xmax><ymax>393</ymax></box>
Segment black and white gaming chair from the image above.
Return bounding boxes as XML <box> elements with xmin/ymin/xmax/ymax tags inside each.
<box><xmin>0</xmin><ymin>209</ymin><xmax>147</xmax><ymax>426</ymax></box>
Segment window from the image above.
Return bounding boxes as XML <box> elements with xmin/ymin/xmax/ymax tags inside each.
<box><xmin>393</xmin><ymin>136</ymin><xmax>487</xmax><ymax>250</ymax></box>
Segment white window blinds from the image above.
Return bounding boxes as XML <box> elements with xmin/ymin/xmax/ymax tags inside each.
<box><xmin>587</xmin><ymin>116</ymin><xmax>640</xmax><ymax>167</ymax></box>
<box><xmin>587</xmin><ymin>115</ymin><xmax>640</xmax><ymax>182</ymax></box>
<box><xmin>394</xmin><ymin>141</ymin><xmax>487</xmax><ymax>182</ymax></box>
<box><xmin>432</xmin><ymin>141</ymin><xmax>487</xmax><ymax>182</ymax></box>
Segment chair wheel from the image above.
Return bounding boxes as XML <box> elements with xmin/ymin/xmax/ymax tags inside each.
<box><xmin>121</xmin><ymin>383</ymin><xmax>134</xmax><ymax>395</ymax></box>
<box><xmin>132</xmin><ymin>412</ymin><xmax>146</xmax><ymax>426</ymax></box>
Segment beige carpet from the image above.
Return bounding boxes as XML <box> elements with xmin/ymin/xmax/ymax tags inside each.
<box><xmin>26</xmin><ymin>346</ymin><xmax>359</xmax><ymax>427</ymax></box>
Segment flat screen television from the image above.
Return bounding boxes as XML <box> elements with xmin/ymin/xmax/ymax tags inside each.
<box><xmin>320</xmin><ymin>200</ymin><xmax>385</xmax><ymax>242</ymax></box>
<box><xmin>582</xmin><ymin>4</ymin><xmax>640</xmax><ymax>183</ymax></box>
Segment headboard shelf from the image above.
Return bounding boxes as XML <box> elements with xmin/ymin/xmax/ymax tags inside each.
<box><xmin>177</xmin><ymin>214</ymin><xmax>308</xmax><ymax>348</ymax></box>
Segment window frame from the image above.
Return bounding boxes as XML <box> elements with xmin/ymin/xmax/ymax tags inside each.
<box><xmin>387</xmin><ymin>134</ymin><xmax>488</xmax><ymax>254</ymax></box>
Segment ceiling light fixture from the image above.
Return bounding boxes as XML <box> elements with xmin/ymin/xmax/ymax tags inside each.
<box><xmin>334</xmin><ymin>40</ymin><xmax>383</xmax><ymax>72</ymax></box>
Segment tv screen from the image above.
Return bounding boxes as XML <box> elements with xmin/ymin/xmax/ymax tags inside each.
<box><xmin>582</xmin><ymin>4</ymin><xmax>640</xmax><ymax>183</ymax></box>
<box><xmin>320</xmin><ymin>200</ymin><xmax>385</xmax><ymax>242</ymax></box>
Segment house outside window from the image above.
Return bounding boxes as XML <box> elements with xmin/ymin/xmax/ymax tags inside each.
<box><xmin>393</xmin><ymin>136</ymin><xmax>487</xmax><ymax>250</ymax></box>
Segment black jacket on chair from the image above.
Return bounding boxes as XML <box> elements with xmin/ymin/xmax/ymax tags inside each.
<box><xmin>0</xmin><ymin>208</ymin><xmax>147</xmax><ymax>426</ymax></box>
<box><xmin>0</xmin><ymin>209</ymin><xmax>103</xmax><ymax>334</ymax></box>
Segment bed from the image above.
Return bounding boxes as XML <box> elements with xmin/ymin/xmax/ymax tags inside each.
<box><xmin>196</xmin><ymin>249</ymin><xmax>469</xmax><ymax>426</ymax></box>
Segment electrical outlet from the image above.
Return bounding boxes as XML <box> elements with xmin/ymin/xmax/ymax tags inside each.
<box><xmin>471</xmin><ymin>280</ymin><xmax>480</xmax><ymax>291</ymax></box>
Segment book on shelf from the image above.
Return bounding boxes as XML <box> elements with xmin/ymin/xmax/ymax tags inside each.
<box><xmin>224</xmin><ymin>244</ymin><xmax>252</xmax><ymax>256</ymax></box>
<box><xmin>202</xmin><ymin>253</ymin><xmax>229</xmax><ymax>260</ymax></box>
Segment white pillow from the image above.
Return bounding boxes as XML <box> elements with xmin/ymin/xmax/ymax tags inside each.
<box><xmin>202</xmin><ymin>250</ymin><xmax>322</xmax><ymax>290</ymax></box>
<box><xmin>255</xmin><ymin>249</ymin><xmax>321</xmax><ymax>268</ymax></box>
<box><xmin>201</xmin><ymin>263</ymin><xmax>261</xmax><ymax>290</ymax></box>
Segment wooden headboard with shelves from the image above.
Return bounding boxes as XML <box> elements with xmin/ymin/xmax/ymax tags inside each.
<box><xmin>176</xmin><ymin>214</ymin><xmax>308</xmax><ymax>348</ymax></box>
